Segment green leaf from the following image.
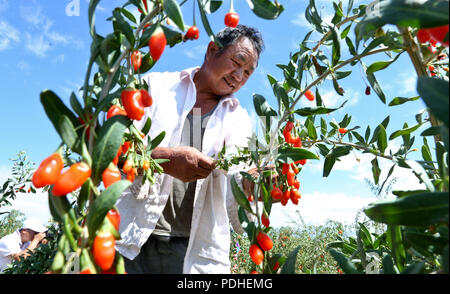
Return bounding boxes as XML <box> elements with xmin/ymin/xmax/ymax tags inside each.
<box><xmin>364</xmin><ymin>63</ymin><xmax>386</xmax><ymax>104</ymax></box>
<box><xmin>48</xmin><ymin>192</ymin><xmax>71</xmax><ymax>223</ymax></box>
<box><xmin>329</xmin><ymin>25</ymin><xmax>341</xmax><ymax>67</ymax></box>
<box><xmin>371</xmin><ymin>157</ymin><xmax>381</xmax><ymax>185</ymax></box>
<box><xmin>388</xmin><ymin>96</ymin><xmax>420</xmax><ymax>107</ymax></box>
<box><xmin>87</xmin><ymin>180</ymin><xmax>131</xmax><ymax>239</ymax></box>
<box><xmin>294</xmin><ymin>101</ymin><xmax>347</xmax><ymax>117</ymax></box>
<box><xmin>141</xmin><ymin>117</ymin><xmax>152</xmax><ymax>135</ymax></box>
<box><xmin>381</xmin><ymin>254</ymin><xmax>397</xmax><ymax>274</ymax></box>
<box><xmin>404</xmin><ymin>231</ymin><xmax>448</xmax><ymax>255</ymax></box>
<box><xmin>246</xmin><ymin>0</ymin><xmax>284</xmax><ymax>19</ymax></box>
<box><xmin>59</xmin><ymin>115</ymin><xmax>80</xmax><ymax>153</ymax></box>
<box><xmin>323</xmin><ymin>156</ymin><xmax>337</xmax><ymax>178</ymax></box>
<box><xmin>421</xmin><ymin>126</ymin><xmax>441</xmax><ymax>137</ymax></box>
<box><xmin>320</xmin><ymin>118</ymin><xmax>327</xmax><ymax>136</ymax></box>
<box><xmin>160</xmin><ymin>24</ymin><xmax>183</xmax><ymax>48</ymax></box>
<box><xmin>389</xmin><ymin>122</ymin><xmax>423</xmax><ymax>140</ymax></box>
<box><xmin>273</xmin><ymin>82</ymin><xmax>289</xmax><ymax>111</ymax></box>
<box><xmin>401</xmin><ymin>262</ymin><xmax>425</xmax><ymax>274</ymax></box>
<box><xmin>280</xmin><ymin>246</ymin><xmax>301</xmax><ymax>274</ymax></box>
<box><xmin>88</xmin><ymin>0</ymin><xmax>101</xmax><ymax>38</ymax></box>
<box><xmin>40</xmin><ymin>90</ymin><xmax>79</xmax><ymax>140</ymax></box>
<box><xmin>417</xmin><ymin>77</ymin><xmax>449</xmax><ymax>128</ymax></box>
<box><xmin>120</xmin><ymin>7</ymin><xmax>137</xmax><ymax>24</ymax></box>
<box><xmin>306</xmin><ymin>118</ymin><xmax>318</xmax><ymax>140</ymax></box>
<box><xmin>376</xmin><ymin>124</ymin><xmax>387</xmax><ymax>154</ymax></box>
<box><xmin>399</xmin><ymin>159</ymin><xmax>435</xmax><ymax>192</ymax></box>
<box><xmin>253</xmin><ymin>94</ymin><xmax>277</xmax><ymax>118</ymax></box>
<box><xmin>112</xmin><ymin>8</ymin><xmax>135</xmax><ymax>46</ymax></box>
<box><xmin>305</xmin><ymin>0</ymin><xmax>325</xmax><ymax>33</ymax></box>
<box><xmin>346</xmin><ymin>36</ymin><xmax>357</xmax><ymax>56</ymax></box>
<box><xmin>139</xmin><ymin>52</ymin><xmax>156</xmax><ymax>74</ymax></box>
<box><xmin>366</xmin><ymin>52</ymin><xmax>403</xmax><ymax>74</ymax></box>
<box><xmin>330</xmin><ymin>145</ymin><xmax>352</xmax><ymax>158</ymax></box>
<box><xmin>92</xmin><ymin>115</ymin><xmax>131</xmax><ymax>184</ymax></box>
<box><xmin>443</xmin><ymin>245</ymin><xmax>449</xmax><ymax>274</ymax></box>
<box><xmin>364</xmin><ymin>192</ymin><xmax>449</xmax><ymax>226</ymax></box>
<box><xmin>277</xmin><ymin>147</ymin><xmax>319</xmax><ymax>164</ymax></box>
<box><xmin>138</xmin><ymin>23</ymin><xmax>157</xmax><ymax>49</ymax></box>
<box><xmin>231</xmin><ymin>176</ymin><xmax>253</xmax><ymax>214</ymax></box>
<box><xmin>197</xmin><ymin>0</ymin><xmax>221</xmax><ymax>46</ymax></box>
<box><xmin>148</xmin><ymin>131</ymin><xmax>166</xmax><ymax>151</ymax></box>
<box><xmin>163</xmin><ymin>0</ymin><xmax>185</xmax><ymax>32</ymax></box>
<box><xmin>199</xmin><ymin>0</ymin><xmax>223</xmax><ymax>14</ymax></box>
<box><xmin>70</xmin><ymin>92</ymin><xmax>84</xmax><ymax>118</ymax></box>
<box><xmin>328</xmin><ymin>248</ymin><xmax>361</xmax><ymax>274</ymax></box>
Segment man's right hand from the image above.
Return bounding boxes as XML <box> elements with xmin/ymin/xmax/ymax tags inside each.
<box><xmin>32</xmin><ymin>232</ymin><xmax>46</xmax><ymax>244</ymax></box>
<box><xmin>152</xmin><ymin>146</ymin><xmax>216</xmax><ymax>182</ymax></box>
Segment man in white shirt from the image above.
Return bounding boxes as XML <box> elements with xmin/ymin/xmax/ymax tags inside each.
<box><xmin>0</xmin><ymin>217</ymin><xmax>47</xmax><ymax>273</ymax></box>
<box><xmin>116</xmin><ymin>24</ymin><xmax>264</xmax><ymax>274</ymax></box>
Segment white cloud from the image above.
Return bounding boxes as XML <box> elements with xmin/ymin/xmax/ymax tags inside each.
<box><xmin>52</xmin><ymin>54</ymin><xmax>65</xmax><ymax>64</ymax></box>
<box><xmin>397</xmin><ymin>73</ymin><xmax>418</xmax><ymax>96</ymax></box>
<box><xmin>184</xmin><ymin>44</ymin><xmax>207</xmax><ymax>59</ymax></box>
<box><xmin>0</xmin><ymin>166</ymin><xmax>52</xmax><ymax>224</ymax></box>
<box><xmin>308</xmin><ymin>139</ymin><xmax>426</xmax><ymax>195</ymax></box>
<box><xmin>0</xmin><ymin>20</ymin><xmax>20</xmax><ymax>51</ymax></box>
<box><xmin>0</xmin><ymin>190</ymin><xmax>52</xmax><ymax>224</ymax></box>
<box><xmin>17</xmin><ymin>60</ymin><xmax>30</xmax><ymax>72</ymax></box>
<box><xmin>270</xmin><ymin>190</ymin><xmax>378</xmax><ymax>227</ymax></box>
<box><xmin>19</xmin><ymin>2</ymin><xmax>84</xmax><ymax>57</ymax></box>
<box><xmin>24</xmin><ymin>33</ymin><xmax>51</xmax><ymax>57</ymax></box>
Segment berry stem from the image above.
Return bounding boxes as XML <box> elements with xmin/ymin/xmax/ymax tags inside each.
<box><xmin>192</xmin><ymin>0</ymin><xmax>196</xmax><ymax>27</ymax></box>
<box><xmin>229</xmin><ymin>0</ymin><xmax>235</xmax><ymax>13</ymax></box>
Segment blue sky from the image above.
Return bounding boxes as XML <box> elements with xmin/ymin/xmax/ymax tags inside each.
<box><xmin>0</xmin><ymin>0</ymin><xmax>429</xmax><ymax>228</ymax></box>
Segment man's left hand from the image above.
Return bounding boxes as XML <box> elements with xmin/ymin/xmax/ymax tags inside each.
<box><xmin>241</xmin><ymin>166</ymin><xmax>279</xmax><ymax>202</ymax></box>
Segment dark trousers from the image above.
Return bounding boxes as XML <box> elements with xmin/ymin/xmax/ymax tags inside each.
<box><xmin>123</xmin><ymin>235</ymin><xmax>189</xmax><ymax>274</ymax></box>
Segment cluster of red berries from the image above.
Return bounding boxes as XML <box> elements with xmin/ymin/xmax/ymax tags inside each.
<box><xmin>416</xmin><ymin>25</ymin><xmax>449</xmax><ymax>77</ymax></box>
<box><xmin>417</xmin><ymin>25</ymin><xmax>449</xmax><ymax>47</ymax></box>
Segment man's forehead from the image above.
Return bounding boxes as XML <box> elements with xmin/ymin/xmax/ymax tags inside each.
<box><xmin>229</xmin><ymin>40</ymin><xmax>258</xmax><ymax>68</ymax></box>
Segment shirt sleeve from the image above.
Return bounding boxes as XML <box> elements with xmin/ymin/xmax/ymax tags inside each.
<box><xmin>0</xmin><ymin>234</ymin><xmax>22</xmax><ymax>258</ymax></box>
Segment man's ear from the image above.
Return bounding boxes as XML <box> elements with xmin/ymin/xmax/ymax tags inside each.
<box><xmin>205</xmin><ymin>41</ymin><xmax>220</xmax><ymax>61</ymax></box>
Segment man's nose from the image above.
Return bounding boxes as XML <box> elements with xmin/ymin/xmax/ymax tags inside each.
<box><xmin>231</xmin><ymin>67</ymin><xmax>244</xmax><ymax>82</ymax></box>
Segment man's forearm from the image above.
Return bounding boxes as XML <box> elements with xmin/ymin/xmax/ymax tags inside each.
<box><xmin>12</xmin><ymin>240</ymin><xmax>40</xmax><ymax>261</ymax></box>
<box><xmin>151</xmin><ymin>146</ymin><xmax>173</xmax><ymax>172</ymax></box>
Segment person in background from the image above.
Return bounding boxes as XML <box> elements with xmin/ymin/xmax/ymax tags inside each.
<box><xmin>0</xmin><ymin>217</ymin><xmax>47</xmax><ymax>273</ymax></box>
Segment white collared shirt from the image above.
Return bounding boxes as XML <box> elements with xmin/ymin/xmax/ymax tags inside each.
<box><xmin>115</xmin><ymin>67</ymin><xmax>256</xmax><ymax>274</ymax></box>
<box><xmin>0</xmin><ymin>230</ymin><xmax>28</xmax><ymax>273</ymax></box>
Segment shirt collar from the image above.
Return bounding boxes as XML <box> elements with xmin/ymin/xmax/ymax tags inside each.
<box><xmin>180</xmin><ymin>67</ymin><xmax>240</xmax><ymax>108</ymax></box>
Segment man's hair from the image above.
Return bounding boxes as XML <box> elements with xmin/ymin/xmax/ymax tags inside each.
<box><xmin>216</xmin><ymin>24</ymin><xmax>264</xmax><ymax>57</ymax></box>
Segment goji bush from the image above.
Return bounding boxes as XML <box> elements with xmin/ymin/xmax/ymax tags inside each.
<box><xmin>29</xmin><ymin>0</ymin><xmax>284</xmax><ymax>274</ymax></box>
<box><xmin>218</xmin><ymin>0</ymin><xmax>449</xmax><ymax>274</ymax></box>
<box><xmin>230</xmin><ymin>218</ymin><xmax>348</xmax><ymax>274</ymax></box>
<box><xmin>16</xmin><ymin>0</ymin><xmax>450</xmax><ymax>275</ymax></box>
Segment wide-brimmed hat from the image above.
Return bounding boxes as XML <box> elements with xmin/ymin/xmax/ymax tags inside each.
<box><xmin>22</xmin><ymin>218</ymin><xmax>47</xmax><ymax>233</ymax></box>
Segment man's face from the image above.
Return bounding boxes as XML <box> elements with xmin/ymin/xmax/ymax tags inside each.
<box><xmin>203</xmin><ymin>37</ymin><xmax>259</xmax><ymax>97</ymax></box>
<box><xmin>21</xmin><ymin>229</ymin><xmax>36</xmax><ymax>243</ymax></box>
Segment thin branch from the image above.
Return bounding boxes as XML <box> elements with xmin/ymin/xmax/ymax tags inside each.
<box><xmin>312</xmin><ymin>14</ymin><xmax>361</xmax><ymax>53</ymax></box>
<box><xmin>397</xmin><ymin>26</ymin><xmax>441</xmax><ymax>143</ymax></box>
<box><xmin>277</xmin><ymin>47</ymin><xmax>392</xmax><ymax>130</ymax></box>
<box><xmin>304</xmin><ymin>139</ymin><xmax>394</xmax><ymax>161</ymax></box>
